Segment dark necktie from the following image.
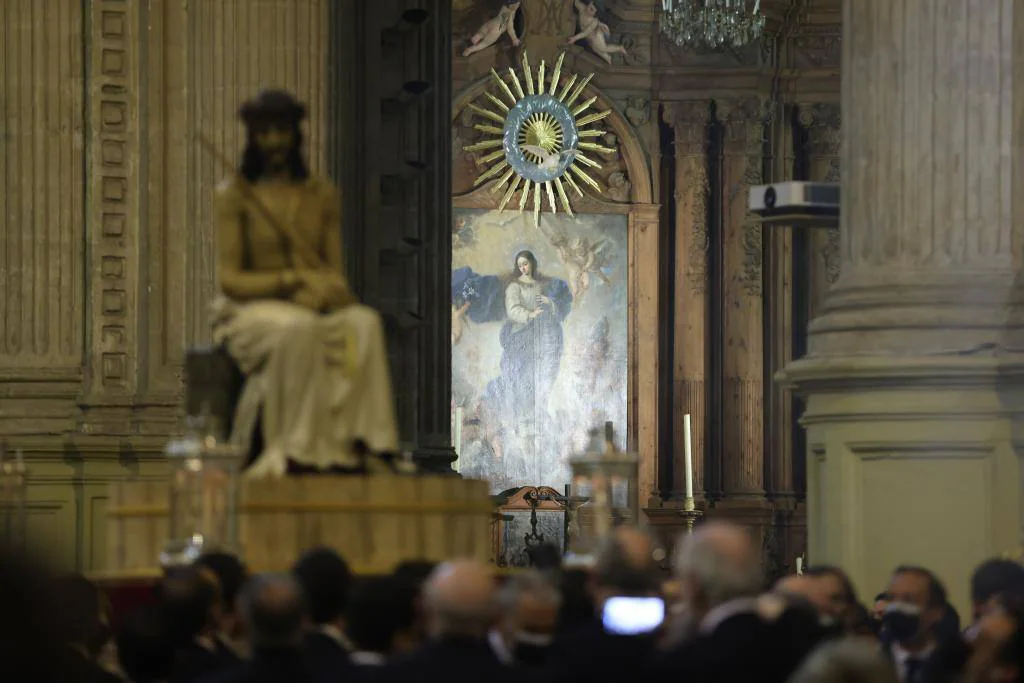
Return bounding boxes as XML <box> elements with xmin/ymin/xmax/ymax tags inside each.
<box><xmin>904</xmin><ymin>656</ymin><xmax>923</xmax><ymax>683</ymax></box>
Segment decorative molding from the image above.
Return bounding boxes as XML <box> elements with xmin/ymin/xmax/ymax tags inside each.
<box><xmin>666</xmin><ymin>101</ymin><xmax>712</xmax><ymax>294</ymax></box>
<box><xmin>88</xmin><ymin>0</ymin><xmax>138</xmax><ymax>398</ymax></box>
<box><xmin>718</xmin><ymin>98</ymin><xmax>767</xmax><ymax>298</ymax></box>
<box><xmin>625</xmin><ymin>97</ymin><xmax>650</xmax><ymax>127</ymax></box>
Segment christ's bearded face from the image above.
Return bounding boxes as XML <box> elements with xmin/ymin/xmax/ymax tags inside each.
<box><xmin>254</xmin><ymin>125</ymin><xmax>294</xmax><ymax>168</ymax></box>
<box><xmin>517</xmin><ymin>257</ymin><xmax>532</xmax><ymax>276</ymax></box>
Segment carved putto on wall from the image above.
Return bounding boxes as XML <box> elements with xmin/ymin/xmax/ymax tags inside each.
<box><xmin>463</xmin><ymin>0</ymin><xmax>522</xmax><ymax>56</ymax></box>
<box><xmin>568</xmin><ymin>0</ymin><xmax>628</xmax><ymax>64</ymax></box>
<box><xmin>464</xmin><ymin>51</ymin><xmax>618</xmax><ymax>224</ymax></box>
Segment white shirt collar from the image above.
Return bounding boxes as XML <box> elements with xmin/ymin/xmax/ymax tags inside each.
<box><xmin>891</xmin><ymin>642</ymin><xmax>935</xmax><ymax>682</ymax></box>
<box><xmin>316</xmin><ymin>624</ymin><xmax>356</xmax><ymax>652</ymax></box>
<box><xmin>487</xmin><ymin>629</ymin><xmax>514</xmax><ymax>665</ymax></box>
<box><xmin>350</xmin><ymin>651</ymin><xmax>386</xmax><ymax>666</ymax></box>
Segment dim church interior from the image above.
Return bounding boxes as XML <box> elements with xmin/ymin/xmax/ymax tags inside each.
<box><xmin>1</xmin><ymin>0</ymin><xmax>1021</xmax><ymax>619</ymax></box>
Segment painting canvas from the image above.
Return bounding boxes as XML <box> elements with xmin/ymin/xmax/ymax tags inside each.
<box><xmin>451</xmin><ymin>208</ymin><xmax>628</xmax><ymax>492</ymax></box>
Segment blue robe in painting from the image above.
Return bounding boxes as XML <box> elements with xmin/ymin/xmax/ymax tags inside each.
<box><xmin>452</xmin><ymin>267</ymin><xmax>573</xmax><ymax>425</ymax></box>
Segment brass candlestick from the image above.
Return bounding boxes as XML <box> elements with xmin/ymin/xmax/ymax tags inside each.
<box><xmin>679</xmin><ymin>496</ymin><xmax>703</xmax><ymax>534</ymax></box>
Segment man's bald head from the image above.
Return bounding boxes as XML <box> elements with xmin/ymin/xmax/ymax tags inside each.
<box><xmin>422</xmin><ymin>560</ymin><xmax>497</xmax><ymax>639</ymax></box>
<box><xmin>238</xmin><ymin>574</ymin><xmax>306</xmax><ymax>650</ymax></box>
<box><xmin>673</xmin><ymin>521</ymin><xmax>762</xmax><ymax>613</ymax></box>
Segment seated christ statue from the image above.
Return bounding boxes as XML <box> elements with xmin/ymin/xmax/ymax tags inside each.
<box><xmin>210</xmin><ymin>90</ymin><xmax>399</xmax><ymax>476</ymax></box>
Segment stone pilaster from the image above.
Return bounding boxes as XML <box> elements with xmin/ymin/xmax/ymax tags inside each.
<box><xmin>718</xmin><ymin>97</ymin><xmax>768</xmax><ymax>499</ymax></box>
<box><xmin>783</xmin><ymin>0</ymin><xmax>1024</xmax><ymax>617</ymax></box>
<box><xmin>667</xmin><ymin>101</ymin><xmax>711</xmax><ymax>499</ymax></box>
<box><xmin>0</xmin><ymin>0</ymin><xmax>87</xmax><ymax>433</ymax></box>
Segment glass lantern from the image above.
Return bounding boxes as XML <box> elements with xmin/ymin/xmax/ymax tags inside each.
<box><xmin>0</xmin><ymin>445</ymin><xmax>27</xmax><ymax>548</ymax></box>
<box><xmin>564</xmin><ymin>421</ymin><xmax>639</xmax><ymax>566</ymax></box>
<box><xmin>160</xmin><ymin>411</ymin><xmax>244</xmax><ymax>568</ymax></box>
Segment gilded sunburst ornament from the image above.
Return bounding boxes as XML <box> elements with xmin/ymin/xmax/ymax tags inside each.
<box><xmin>465</xmin><ymin>52</ymin><xmax>616</xmax><ymax>225</ymax></box>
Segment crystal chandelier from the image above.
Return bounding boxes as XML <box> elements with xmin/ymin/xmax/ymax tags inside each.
<box><xmin>660</xmin><ymin>0</ymin><xmax>766</xmax><ymax>50</ymax></box>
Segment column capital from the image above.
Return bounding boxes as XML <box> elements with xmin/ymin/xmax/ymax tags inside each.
<box><xmin>717</xmin><ymin>97</ymin><xmax>769</xmax><ymax>157</ymax></box>
<box><xmin>797</xmin><ymin>102</ymin><xmax>841</xmax><ymax>157</ymax></box>
<box><xmin>663</xmin><ymin>100</ymin><xmax>711</xmax><ymax>157</ymax></box>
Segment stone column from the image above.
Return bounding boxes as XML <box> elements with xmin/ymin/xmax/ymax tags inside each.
<box><xmin>718</xmin><ymin>98</ymin><xmax>767</xmax><ymax>499</ymax></box>
<box><xmin>667</xmin><ymin>101</ymin><xmax>711</xmax><ymax>499</ymax></box>
<box><xmin>783</xmin><ymin>0</ymin><xmax>1024</xmax><ymax>616</ymax></box>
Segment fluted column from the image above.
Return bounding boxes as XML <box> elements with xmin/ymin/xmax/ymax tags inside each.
<box><xmin>667</xmin><ymin>101</ymin><xmax>711</xmax><ymax>499</ymax></box>
<box><xmin>0</xmin><ymin>0</ymin><xmax>86</xmax><ymax>429</ymax></box>
<box><xmin>784</xmin><ymin>0</ymin><xmax>1024</xmax><ymax>617</ymax></box>
<box><xmin>718</xmin><ymin>98</ymin><xmax>767</xmax><ymax>499</ymax></box>
<box><xmin>811</xmin><ymin>0</ymin><xmax>1019</xmax><ymax>355</ymax></box>
<box><xmin>797</xmin><ymin>104</ymin><xmax>841</xmax><ymax>320</ymax></box>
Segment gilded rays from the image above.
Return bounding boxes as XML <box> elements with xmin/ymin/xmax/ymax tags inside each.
<box><xmin>465</xmin><ymin>52</ymin><xmax>616</xmax><ymax>225</ymax></box>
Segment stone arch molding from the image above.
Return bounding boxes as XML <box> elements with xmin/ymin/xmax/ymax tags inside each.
<box><xmin>451</xmin><ymin>76</ymin><xmax>653</xmax><ymax>205</ymax></box>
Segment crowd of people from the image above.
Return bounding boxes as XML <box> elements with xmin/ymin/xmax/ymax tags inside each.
<box><xmin>2</xmin><ymin>520</ymin><xmax>1023</xmax><ymax>683</ymax></box>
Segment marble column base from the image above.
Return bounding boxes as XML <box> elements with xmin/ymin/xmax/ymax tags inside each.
<box><xmin>781</xmin><ymin>353</ymin><xmax>1024</xmax><ymax>618</ymax></box>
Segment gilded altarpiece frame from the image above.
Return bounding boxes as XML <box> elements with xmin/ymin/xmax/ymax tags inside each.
<box><xmin>451</xmin><ymin>81</ymin><xmax>660</xmax><ymax>503</ymax></box>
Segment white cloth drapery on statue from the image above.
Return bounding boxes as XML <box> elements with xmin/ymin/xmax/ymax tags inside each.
<box><xmin>212</xmin><ymin>296</ymin><xmax>399</xmax><ymax>477</ymax></box>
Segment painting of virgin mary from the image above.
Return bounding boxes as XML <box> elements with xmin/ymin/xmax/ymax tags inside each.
<box><xmin>451</xmin><ymin>209</ymin><xmax>627</xmax><ymax>490</ymax></box>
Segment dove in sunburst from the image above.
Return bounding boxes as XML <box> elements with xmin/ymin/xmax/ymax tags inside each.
<box><xmin>463</xmin><ymin>51</ymin><xmax>618</xmax><ymax>226</ymax></box>
<box><xmin>521</xmin><ymin>145</ymin><xmax>577</xmax><ymax>173</ymax></box>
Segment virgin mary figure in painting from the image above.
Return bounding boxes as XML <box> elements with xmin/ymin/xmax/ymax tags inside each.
<box><xmin>451</xmin><ymin>249</ymin><xmax>573</xmax><ymax>484</ymax></box>
<box><xmin>497</xmin><ymin>250</ymin><xmax>573</xmax><ymax>425</ymax></box>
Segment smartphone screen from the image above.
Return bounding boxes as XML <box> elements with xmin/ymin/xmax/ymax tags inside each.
<box><xmin>601</xmin><ymin>596</ymin><xmax>665</xmax><ymax>635</ymax></box>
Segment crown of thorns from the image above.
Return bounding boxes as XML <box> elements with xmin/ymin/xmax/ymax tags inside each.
<box><xmin>239</xmin><ymin>90</ymin><xmax>307</xmax><ymax>125</ymax></box>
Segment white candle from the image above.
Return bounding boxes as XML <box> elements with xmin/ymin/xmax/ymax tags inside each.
<box><xmin>796</xmin><ymin>556</ymin><xmax>804</xmax><ymax>575</ymax></box>
<box><xmin>453</xmin><ymin>407</ymin><xmax>463</xmax><ymax>474</ymax></box>
<box><xmin>683</xmin><ymin>414</ymin><xmax>694</xmax><ymax>500</ymax></box>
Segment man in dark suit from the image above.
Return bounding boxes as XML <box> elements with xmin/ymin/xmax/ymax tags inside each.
<box><xmin>880</xmin><ymin>565</ymin><xmax>948</xmax><ymax>683</ymax></box>
<box><xmin>366</xmin><ymin>560</ymin><xmax>515</xmax><ymax>683</ymax></box>
<box><xmin>116</xmin><ymin>605</ymin><xmax>175</xmax><ymax>683</ymax></box>
<box><xmin>343</xmin><ymin>575</ymin><xmax>418</xmax><ymax>677</ymax></box>
<box><xmin>199</xmin><ymin>574</ymin><xmax>315</xmax><ymax>683</ymax></box>
<box><xmin>291</xmin><ymin>547</ymin><xmax>354</xmax><ymax>676</ymax></box>
<box><xmin>53</xmin><ymin>573</ymin><xmax>123</xmax><ymax>683</ymax></box>
<box><xmin>488</xmin><ymin>571</ymin><xmax>560</xmax><ymax>669</ymax></box>
<box><xmin>652</xmin><ymin>521</ymin><xmax>825</xmax><ymax>683</ymax></box>
<box><xmin>545</xmin><ymin>528</ymin><xmax>663</xmax><ymax>683</ymax></box>
<box><xmin>161</xmin><ymin>566</ymin><xmax>240</xmax><ymax>683</ymax></box>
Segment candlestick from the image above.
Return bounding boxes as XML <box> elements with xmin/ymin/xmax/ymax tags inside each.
<box><xmin>453</xmin><ymin>407</ymin><xmax>463</xmax><ymax>474</ymax></box>
<box><xmin>683</xmin><ymin>414</ymin><xmax>694</xmax><ymax>503</ymax></box>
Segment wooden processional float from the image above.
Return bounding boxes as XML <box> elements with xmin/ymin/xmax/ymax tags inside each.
<box><xmin>104</xmin><ymin>349</ymin><xmax>493</xmax><ymax>576</ymax></box>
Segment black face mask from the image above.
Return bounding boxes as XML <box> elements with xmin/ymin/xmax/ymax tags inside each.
<box><xmin>882</xmin><ymin>603</ymin><xmax>922</xmax><ymax>643</ymax></box>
